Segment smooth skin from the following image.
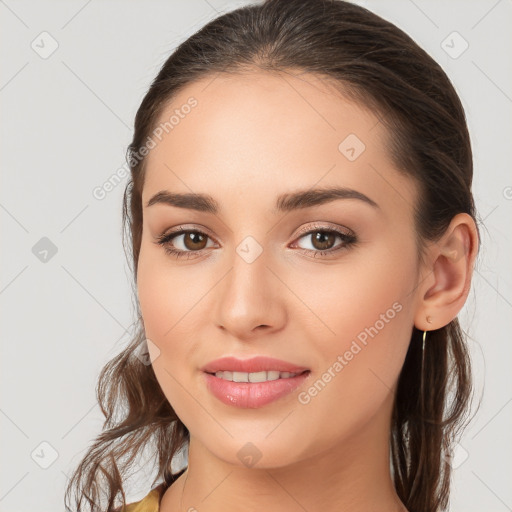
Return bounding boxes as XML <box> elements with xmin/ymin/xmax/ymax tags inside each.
<box><xmin>136</xmin><ymin>70</ymin><xmax>479</xmax><ymax>512</ymax></box>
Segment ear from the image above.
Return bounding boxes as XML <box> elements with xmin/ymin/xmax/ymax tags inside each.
<box><xmin>414</xmin><ymin>213</ymin><xmax>479</xmax><ymax>331</ymax></box>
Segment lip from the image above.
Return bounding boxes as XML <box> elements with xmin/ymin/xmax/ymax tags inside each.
<box><xmin>201</xmin><ymin>356</ymin><xmax>310</xmax><ymax>374</ymax></box>
<box><xmin>203</xmin><ymin>371</ymin><xmax>311</xmax><ymax>408</ymax></box>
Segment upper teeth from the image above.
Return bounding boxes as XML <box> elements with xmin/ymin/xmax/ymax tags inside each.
<box><xmin>214</xmin><ymin>370</ymin><xmax>300</xmax><ymax>382</ymax></box>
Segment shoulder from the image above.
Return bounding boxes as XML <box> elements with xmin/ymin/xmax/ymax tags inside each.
<box><xmin>117</xmin><ymin>483</ymin><xmax>167</xmax><ymax>512</ymax></box>
<box><xmin>112</xmin><ymin>469</ymin><xmax>186</xmax><ymax>512</ymax></box>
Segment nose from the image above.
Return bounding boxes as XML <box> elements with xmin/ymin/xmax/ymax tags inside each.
<box><xmin>214</xmin><ymin>248</ymin><xmax>287</xmax><ymax>340</ymax></box>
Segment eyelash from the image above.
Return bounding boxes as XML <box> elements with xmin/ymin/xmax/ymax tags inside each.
<box><xmin>154</xmin><ymin>223</ymin><xmax>357</xmax><ymax>260</ymax></box>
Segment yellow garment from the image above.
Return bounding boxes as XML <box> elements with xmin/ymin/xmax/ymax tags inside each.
<box><xmin>122</xmin><ymin>483</ymin><xmax>166</xmax><ymax>512</ymax></box>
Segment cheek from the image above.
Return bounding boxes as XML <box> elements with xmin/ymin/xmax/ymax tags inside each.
<box><xmin>136</xmin><ymin>242</ymin><xmax>216</xmax><ymax>383</ymax></box>
<box><xmin>136</xmin><ymin>244</ymin><xmax>206</xmax><ymax>340</ymax></box>
<box><xmin>136</xmin><ymin>252</ymin><xmax>172</xmax><ymax>340</ymax></box>
<box><xmin>293</xmin><ymin>244</ymin><xmax>414</xmax><ymax>344</ymax></box>
<box><xmin>290</xmin><ymin>242</ymin><xmax>416</xmax><ymax>419</ymax></box>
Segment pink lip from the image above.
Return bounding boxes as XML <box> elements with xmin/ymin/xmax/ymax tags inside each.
<box><xmin>201</xmin><ymin>356</ymin><xmax>310</xmax><ymax>374</ymax></box>
<box><xmin>203</xmin><ymin>371</ymin><xmax>311</xmax><ymax>408</ymax></box>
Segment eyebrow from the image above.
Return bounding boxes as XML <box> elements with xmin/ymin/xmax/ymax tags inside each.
<box><xmin>145</xmin><ymin>186</ymin><xmax>379</xmax><ymax>213</ymax></box>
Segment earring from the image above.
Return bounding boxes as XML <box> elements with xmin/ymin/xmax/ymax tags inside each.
<box><xmin>420</xmin><ymin>317</ymin><xmax>431</xmax><ymax>421</ymax></box>
<box><xmin>423</xmin><ymin>316</ymin><xmax>432</xmax><ymax>352</ymax></box>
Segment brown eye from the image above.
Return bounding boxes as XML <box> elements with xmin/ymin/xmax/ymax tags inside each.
<box><xmin>292</xmin><ymin>226</ymin><xmax>357</xmax><ymax>258</ymax></box>
<box><xmin>182</xmin><ymin>231</ymin><xmax>208</xmax><ymax>251</ymax></box>
<box><xmin>155</xmin><ymin>228</ymin><xmax>216</xmax><ymax>259</ymax></box>
<box><xmin>309</xmin><ymin>231</ymin><xmax>337</xmax><ymax>251</ymax></box>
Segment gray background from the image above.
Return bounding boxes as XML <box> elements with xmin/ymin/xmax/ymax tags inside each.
<box><xmin>1</xmin><ymin>0</ymin><xmax>511</xmax><ymax>510</ymax></box>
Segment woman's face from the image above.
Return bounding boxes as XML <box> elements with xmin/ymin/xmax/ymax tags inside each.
<box><xmin>137</xmin><ymin>71</ymin><xmax>423</xmax><ymax>468</ymax></box>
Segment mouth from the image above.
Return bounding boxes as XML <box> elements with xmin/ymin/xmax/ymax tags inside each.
<box><xmin>205</xmin><ymin>369</ymin><xmax>310</xmax><ymax>382</ymax></box>
<box><xmin>200</xmin><ymin>355</ymin><xmax>310</xmax><ymax>375</ymax></box>
<box><xmin>203</xmin><ymin>369</ymin><xmax>312</xmax><ymax>409</ymax></box>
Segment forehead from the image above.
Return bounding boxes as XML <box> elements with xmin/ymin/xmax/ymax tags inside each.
<box><xmin>142</xmin><ymin>70</ymin><xmax>416</xmax><ymax>219</ymax></box>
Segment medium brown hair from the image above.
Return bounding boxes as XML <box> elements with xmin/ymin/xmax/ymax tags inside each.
<box><xmin>65</xmin><ymin>1</ymin><xmax>481</xmax><ymax>510</ymax></box>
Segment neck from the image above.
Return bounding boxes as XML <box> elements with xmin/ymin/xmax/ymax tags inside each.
<box><xmin>160</xmin><ymin>393</ymin><xmax>408</xmax><ymax>512</ymax></box>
